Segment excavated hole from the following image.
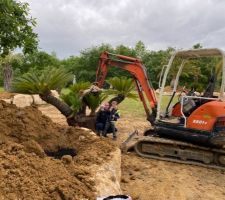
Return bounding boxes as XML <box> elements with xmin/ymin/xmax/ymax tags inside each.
<box><xmin>45</xmin><ymin>148</ymin><xmax>77</xmax><ymax>159</ymax></box>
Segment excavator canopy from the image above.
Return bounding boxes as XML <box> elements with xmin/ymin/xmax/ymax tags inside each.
<box><xmin>174</xmin><ymin>48</ymin><xmax>225</xmax><ymax>59</ymax></box>
<box><xmin>157</xmin><ymin>48</ymin><xmax>225</xmax><ymax>120</ymax></box>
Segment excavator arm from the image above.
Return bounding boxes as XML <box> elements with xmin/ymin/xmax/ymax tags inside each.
<box><xmin>95</xmin><ymin>51</ymin><xmax>157</xmax><ymax>124</ymax></box>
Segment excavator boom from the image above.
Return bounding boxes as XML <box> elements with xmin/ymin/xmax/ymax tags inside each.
<box><xmin>96</xmin><ymin>51</ymin><xmax>157</xmax><ymax>123</ymax></box>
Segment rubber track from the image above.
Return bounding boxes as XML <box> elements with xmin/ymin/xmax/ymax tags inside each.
<box><xmin>134</xmin><ymin>136</ymin><xmax>225</xmax><ymax>170</ymax></box>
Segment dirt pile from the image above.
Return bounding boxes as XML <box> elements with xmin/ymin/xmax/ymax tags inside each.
<box><xmin>0</xmin><ymin>92</ymin><xmax>15</xmax><ymax>100</ymax></box>
<box><xmin>0</xmin><ymin>100</ymin><xmax>116</xmax><ymax>200</ymax></box>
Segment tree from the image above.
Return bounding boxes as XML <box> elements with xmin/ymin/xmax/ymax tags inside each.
<box><xmin>12</xmin><ymin>68</ymin><xmax>137</xmax><ymax>131</ymax></box>
<box><xmin>60</xmin><ymin>77</ymin><xmax>137</xmax><ymax>128</ymax></box>
<box><xmin>106</xmin><ymin>77</ymin><xmax>138</xmax><ymax>104</ymax></box>
<box><xmin>23</xmin><ymin>51</ymin><xmax>61</xmax><ymax>73</ymax></box>
<box><xmin>135</xmin><ymin>41</ymin><xmax>146</xmax><ymax>59</ymax></box>
<box><xmin>61</xmin><ymin>44</ymin><xmax>114</xmax><ymax>83</ymax></box>
<box><xmin>61</xmin><ymin>44</ymin><xmax>140</xmax><ymax>83</ymax></box>
<box><xmin>0</xmin><ymin>53</ymin><xmax>24</xmax><ymax>90</ymax></box>
<box><xmin>0</xmin><ymin>0</ymin><xmax>38</xmax><ymax>90</ymax></box>
<box><xmin>11</xmin><ymin>68</ymin><xmax>76</xmax><ymax>124</ymax></box>
<box><xmin>143</xmin><ymin>48</ymin><xmax>173</xmax><ymax>89</ymax></box>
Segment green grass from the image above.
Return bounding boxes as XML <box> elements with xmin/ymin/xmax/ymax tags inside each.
<box><xmin>119</xmin><ymin>98</ymin><xmax>146</xmax><ymax>118</ymax></box>
<box><xmin>113</xmin><ymin>93</ymin><xmax>178</xmax><ymax>118</ymax></box>
<box><xmin>0</xmin><ymin>87</ymin><xmax>4</xmax><ymax>92</ymax></box>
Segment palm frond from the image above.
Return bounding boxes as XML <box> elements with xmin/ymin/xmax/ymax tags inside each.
<box><xmin>84</xmin><ymin>93</ymin><xmax>108</xmax><ymax>113</ymax></box>
<box><xmin>69</xmin><ymin>82</ymin><xmax>91</xmax><ymax>94</ymax></box>
<box><xmin>60</xmin><ymin>90</ymin><xmax>82</xmax><ymax>113</ymax></box>
<box><xmin>106</xmin><ymin>77</ymin><xmax>136</xmax><ymax>98</ymax></box>
<box><xmin>126</xmin><ymin>92</ymin><xmax>139</xmax><ymax>100</ymax></box>
<box><xmin>11</xmin><ymin>73</ymin><xmax>43</xmax><ymax>94</ymax></box>
<box><xmin>42</xmin><ymin>67</ymin><xmax>73</xmax><ymax>90</ymax></box>
<box><xmin>103</xmin><ymin>89</ymin><xmax>119</xmax><ymax>96</ymax></box>
<box><xmin>60</xmin><ymin>82</ymin><xmax>98</xmax><ymax>114</ymax></box>
<box><xmin>11</xmin><ymin>68</ymin><xmax>73</xmax><ymax>94</ymax></box>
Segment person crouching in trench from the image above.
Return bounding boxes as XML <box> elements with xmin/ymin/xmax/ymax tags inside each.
<box><xmin>102</xmin><ymin>101</ymin><xmax>120</xmax><ymax>140</ymax></box>
<box><xmin>95</xmin><ymin>102</ymin><xmax>110</xmax><ymax>136</ymax></box>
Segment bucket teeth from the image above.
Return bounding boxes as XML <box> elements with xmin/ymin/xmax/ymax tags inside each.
<box><xmin>121</xmin><ymin>130</ymin><xmax>138</xmax><ymax>153</ymax></box>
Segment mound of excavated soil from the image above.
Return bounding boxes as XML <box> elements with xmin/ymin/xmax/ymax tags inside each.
<box><xmin>0</xmin><ymin>100</ymin><xmax>116</xmax><ymax>200</ymax></box>
<box><xmin>0</xmin><ymin>92</ymin><xmax>15</xmax><ymax>99</ymax></box>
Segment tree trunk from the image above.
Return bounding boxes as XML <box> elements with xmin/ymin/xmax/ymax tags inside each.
<box><xmin>78</xmin><ymin>103</ymin><xmax>87</xmax><ymax>115</ymax></box>
<box><xmin>40</xmin><ymin>92</ymin><xmax>98</xmax><ymax>130</ymax></box>
<box><xmin>109</xmin><ymin>94</ymin><xmax>125</xmax><ymax>105</ymax></box>
<box><xmin>89</xmin><ymin>109</ymin><xmax>96</xmax><ymax>116</ymax></box>
<box><xmin>77</xmin><ymin>116</ymin><xmax>96</xmax><ymax>131</ymax></box>
<box><xmin>39</xmin><ymin>92</ymin><xmax>77</xmax><ymax>126</ymax></box>
<box><xmin>3</xmin><ymin>63</ymin><xmax>13</xmax><ymax>91</ymax></box>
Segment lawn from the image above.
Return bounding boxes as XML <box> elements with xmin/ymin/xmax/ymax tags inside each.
<box><xmin>119</xmin><ymin>98</ymin><xmax>146</xmax><ymax>118</ymax></box>
<box><xmin>116</xmin><ymin>93</ymin><xmax>178</xmax><ymax>118</ymax></box>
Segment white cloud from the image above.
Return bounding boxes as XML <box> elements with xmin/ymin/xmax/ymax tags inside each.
<box><xmin>25</xmin><ymin>0</ymin><xmax>225</xmax><ymax>58</ymax></box>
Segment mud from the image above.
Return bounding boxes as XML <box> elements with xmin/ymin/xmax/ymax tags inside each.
<box><xmin>0</xmin><ymin>100</ymin><xmax>116</xmax><ymax>200</ymax></box>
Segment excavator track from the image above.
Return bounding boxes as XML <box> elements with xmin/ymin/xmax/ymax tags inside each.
<box><xmin>134</xmin><ymin>136</ymin><xmax>225</xmax><ymax>170</ymax></box>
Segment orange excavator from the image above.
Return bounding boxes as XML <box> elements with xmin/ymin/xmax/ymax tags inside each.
<box><xmin>95</xmin><ymin>48</ymin><xmax>225</xmax><ymax>169</ymax></box>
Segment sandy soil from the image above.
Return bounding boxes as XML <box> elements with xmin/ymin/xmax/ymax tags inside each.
<box><xmin>116</xmin><ymin>116</ymin><xmax>225</xmax><ymax>200</ymax></box>
<box><xmin>121</xmin><ymin>153</ymin><xmax>225</xmax><ymax>200</ymax></box>
<box><xmin>39</xmin><ymin>103</ymin><xmax>225</xmax><ymax>200</ymax></box>
<box><xmin>1</xmin><ymin>89</ymin><xmax>224</xmax><ymax>200</ymax></box>
<box><xmin>0</xmin><ymin>101</ymin><xmax>116</xmax><ymax>200</ymax></box>
<box><xmin>0</xmin><ymin>92</ymin><xmax>15</xmax><ymax>99</ymax></box>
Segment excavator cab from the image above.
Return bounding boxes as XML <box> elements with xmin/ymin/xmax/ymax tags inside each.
<box><xmin>155</xmin><ymin>48</ymin><xmax>225</xmax><ymax>146</ymax></box>
<box><xmin>158</xmin><ymin>49</ymin><xmax>224</xmax><ymax>119</ymax></box>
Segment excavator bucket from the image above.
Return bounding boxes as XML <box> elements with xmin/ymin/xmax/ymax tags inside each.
<box><xmin>121</xmin><ymin>130</ymin><xmax>140</xmax><ymax>153</ymax></box>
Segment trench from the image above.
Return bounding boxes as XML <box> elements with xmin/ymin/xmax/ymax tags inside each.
<box><xmin>44</xmin><ymin>148</ymin><xmax>77</xmax><ymax>159</ymax></box>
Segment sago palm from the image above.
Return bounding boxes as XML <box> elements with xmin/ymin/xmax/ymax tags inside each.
<box><xmin>60</xmin><ymin>90</ymin><xmax>82</xmax><ymax>115</ymax></box>
<box><xmin>84</xmin><ymin>93</ymin><xmax>108</xmax><ymax>115</ymax></box>
<box><xmin>69</xmin><ymin>81</ymin><xmax>91</xmax><ymax>94</ymax></box>
<box><xmin>60</xmin><ymin>82</ymin><xmax>91</xmax><ymax>115</ymax></box>
<box><xmin>11</xmin><ymin>67</ymin><xmax>76</xmax><ymax>125</ymax></box>
<box><xmin>106</xmin><ymin>77</ymin><xmax>138</xmax><ymax>104</ymax></box>
<box><xmin>61</xmin><ymin>81</ymin><xmax>107</xmax><ymax>116</ymax></box>
<box><xmin>60</xmin><ymin>81</ymin><xmax>107</xmax><ymax>130</ymax></box>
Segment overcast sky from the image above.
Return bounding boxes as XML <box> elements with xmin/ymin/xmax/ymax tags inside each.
<box><xmin>25</xmin><ymin>0</ymin><xmax>225</xmax><ymax>58</ymax></box>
